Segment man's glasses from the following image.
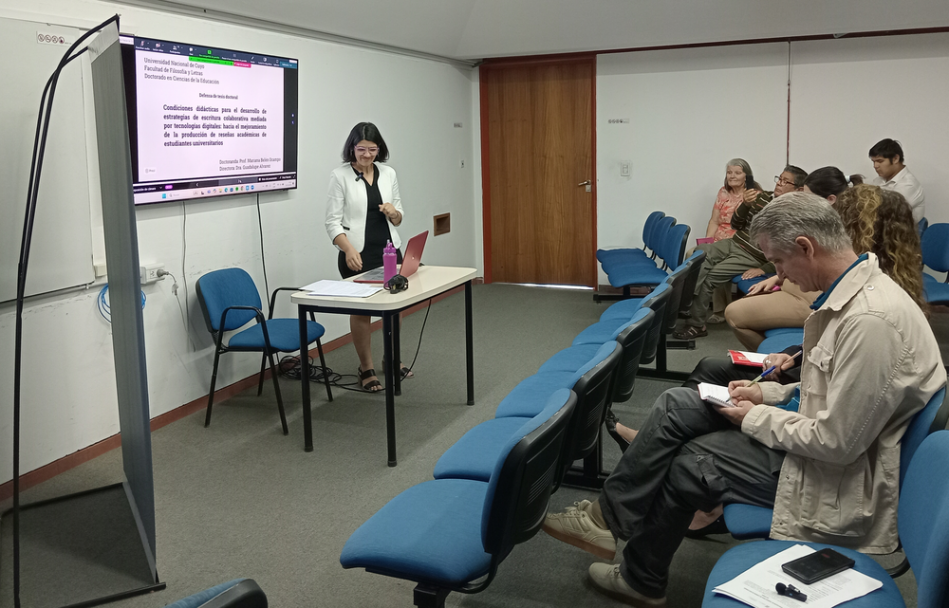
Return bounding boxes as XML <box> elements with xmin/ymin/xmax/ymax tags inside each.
<box><xmin>774</xmin><ymin>176</ymin><xmax>796</xmax><ymax>187</ymax></box>
<box><xmin>355</xmin><ymin>146</ymin><xmax>379</xmax><ymax>155</ymax></box>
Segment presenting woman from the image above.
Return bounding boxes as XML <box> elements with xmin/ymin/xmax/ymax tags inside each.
<box><xmin>325</xmin><ymin>122</ymin><xmax>406</xmax><ymax>392</ymax></box>
<box><xmin>706</xmin><ymin>159</ymin><xmax>762</xmax><ymax>242</ymax></box>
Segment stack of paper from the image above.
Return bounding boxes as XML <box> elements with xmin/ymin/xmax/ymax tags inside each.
<box><xmin>300</xmin><ymin>280</ymin><xmax>382</xmax><ymax>298</ymax></box>
<box><xmin>712</xmin><ymin>544</ymin><xmax>883</xmax><ymax>608</ymax></box>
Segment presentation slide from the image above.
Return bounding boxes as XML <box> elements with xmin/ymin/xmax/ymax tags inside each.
<box><xmin>134</xmin><ymin>49</ymin><xmax>285</xmax><ymax>181</ymax></box>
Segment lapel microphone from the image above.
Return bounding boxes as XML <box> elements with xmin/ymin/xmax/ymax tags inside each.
<box><xmin>355</xmin><ymin>171</ymin><xmax>364</xmax><ymax>183</ymax></box>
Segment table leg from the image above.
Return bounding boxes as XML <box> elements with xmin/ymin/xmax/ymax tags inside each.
<box><xmin>300</xmin><ymin>308</ymin><xmax>313</xmax><ymax>452</ymax></box>
<box><xmin>383</xmin><ymin>312</ymin><xmax>397</xmax><ymax>466</ymax></box>
<box><xmin>465</xmin><ymin>281</ymin><xmax>474</xmax><ymax>405</ymax></box>
<box><xmin>393</xmin><ymin>311</ymin><xmax>402</xmax><ymax>397</ymax></box>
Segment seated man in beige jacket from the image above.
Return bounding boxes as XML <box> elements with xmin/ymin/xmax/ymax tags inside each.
<box><xmin>542</xmin><ymin>192</ymin><xmax>946</xmax><ymax>608</ymax></box>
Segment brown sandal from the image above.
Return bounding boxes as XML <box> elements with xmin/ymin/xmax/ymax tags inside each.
<box><xmin>358</xmin><ymin>367</ymin><xmax>383</xmax><ymax>392</ymax></box>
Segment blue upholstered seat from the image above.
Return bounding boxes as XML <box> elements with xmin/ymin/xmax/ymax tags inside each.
<box><xmin>432</xmin><ymin>416</ymin><xmax>533</xmax><ymax>482</ymax></box>
<box><xmin>167</xmin><ymin>579</ymin><xmax>266</xmax><ymax>608</ymax></box>
<box><xmin>756</xmin><ymin>331</ymin><xmax>804</xmax><ymax>354</ymax></box>
<box><xmin>731</xmin><ymin>273</ymin><xmax>773</xmax><ymax>295</ymax></box>
<box><xmin>708</xmin><ymin>431</ymin><xmax>949</xmax><ymax>608</ymax></box>
<box><xmin>341</xmin><ymin>390</ymin><xmax>577</xmax><ymax>607</ymax></box>
<box><xmin>196</xmin><ymin>267</ymin><xmax>332</xmax><ymax>433</ymax></box>
<box><xmin>495</xmin><ymin>342</ymin><xmax>617</xmax><ymax>418</ymax></box>
<box><xmin>922</xmin><ymin>223</ymin><xmax>949</xmax><ymax>304</ymax></box>
<box><xmin>702</xmin><ymin>542</ymin><xmax>904</xmax><ymax>607</ymax></box>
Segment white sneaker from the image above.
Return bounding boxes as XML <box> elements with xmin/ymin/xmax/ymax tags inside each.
<box><xmin>542</xmin><ymin>500</ymin><xmax>616</xmax><ymax>559</ymax></box>
<box><xmin>588</xmin><ymin>563</ymin><xmax>667</xmax><ymax>607</ymax></box>
<box><xmin>707</xmin><ymin>313</ymin><xmax>726</xmax><ymax>324</ymax></box>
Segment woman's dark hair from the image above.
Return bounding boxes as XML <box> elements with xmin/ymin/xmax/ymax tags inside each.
<box><xmin>803</xmin><ymin>166</ymin><xmax>849</xmax><ymax>199</ymax></box>
<box><xmin>341</xmin><ymin>122</ymin><xmax>390</xmax><ymax>163</ymax></box>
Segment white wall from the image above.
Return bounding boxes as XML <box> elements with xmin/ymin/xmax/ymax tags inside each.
<box><xmin>596</xmin><ymin>43</ymin><xmax>791</xmax><ymax>284</ymax></box>
<box><xmin>596</xmin><ymin>33</ymin><xmax>949</xmax><ymax>286</ymax></box>
<box><xmin>788</xmin><ymin>33</ymin><xmax>949</xmax><ymax>223</ymax></box>
<box><xmin>0</xmin><ymin>0</ymin><xmax>478</xmax><ymax>484</ymax></box>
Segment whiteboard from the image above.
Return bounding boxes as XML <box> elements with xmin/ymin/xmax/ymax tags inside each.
<box><xmin>0</xmin><ymin>17</ymin><xmax>95</xmax><ymax>302</ymax></box>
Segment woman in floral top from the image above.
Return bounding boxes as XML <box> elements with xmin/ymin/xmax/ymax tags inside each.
<box><xmin>706</xmin><ymin>158</ymin><xmax>762</xmax><ymax>241</ymax></box>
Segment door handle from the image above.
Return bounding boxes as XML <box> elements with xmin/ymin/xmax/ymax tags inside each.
<box><xmin>578</xmin><ymin>180</ymin><xmax>591</xmax><ymax>187</ymax></box>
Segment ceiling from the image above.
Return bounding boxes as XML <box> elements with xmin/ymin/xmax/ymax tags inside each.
<box><xmin>133</xmin><ymin>0</ymin><xmax>949</xmax><ymax>61</ymax></box>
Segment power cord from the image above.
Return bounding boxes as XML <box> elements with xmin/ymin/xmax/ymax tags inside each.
<box><xmin>256</xmin><ymin>193</ymin><xmax>271</xmax><ymax>300</ymax></box>
<box><xmin>278</xmin><ymin>298</ymin><xmax>434</xmax><ymax>391</ymax></box>
<box><xmin>97</xmin><ymin>284</ymin><xmax>146</xmax><ymax>323</ymax></box>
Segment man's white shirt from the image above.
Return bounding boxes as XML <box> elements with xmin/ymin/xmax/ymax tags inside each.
<box><xmin>871</xmin><ymin>166</ymin><xmax>925</xmax><ymax>223</ymax></box>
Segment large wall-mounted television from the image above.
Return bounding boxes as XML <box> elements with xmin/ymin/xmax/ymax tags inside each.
<box><xmin>119</xmin><ymin>35</ymin><xmax>298</xmax><ymax>205</ymax></box>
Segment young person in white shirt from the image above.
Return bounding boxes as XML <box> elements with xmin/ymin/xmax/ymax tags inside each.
<box><xmin>868</xmin><ymin>138</ymin><xmax>925</xmax><ymax>223</ymax></box>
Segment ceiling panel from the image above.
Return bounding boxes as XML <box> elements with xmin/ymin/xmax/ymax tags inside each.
<box><xmin>130</xmin><ymin>0</ymin><xmax>949</xmax><ymax>60</ymax></box>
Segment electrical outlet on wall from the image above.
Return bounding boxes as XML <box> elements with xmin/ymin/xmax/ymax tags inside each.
<box><xmin>141</xmin><ymin>263</ymin><xmax>165</xmax><ymax>284</ymax></box>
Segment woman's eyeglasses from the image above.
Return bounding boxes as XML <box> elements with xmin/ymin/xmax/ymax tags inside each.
<box><xmin>355</xmin><ymin>146</ymin><xmax>379</xmax><ymax>155</ymax></box>
<box><xmin>774</xmin><ymin>176</ymin><xmax>796</xmax><ymax>187</ymax></box>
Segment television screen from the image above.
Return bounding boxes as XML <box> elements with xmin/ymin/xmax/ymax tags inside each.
<box><xmin>119</xmin><ymin>35</ymin><xmax>298</xmax><ymax>205</ymax></box>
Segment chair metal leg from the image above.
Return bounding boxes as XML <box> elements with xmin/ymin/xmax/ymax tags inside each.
<box><xmin>413</xmin><ymin>585</ymin><xmax>449</xmax><ymax>608</ymax></box>
<box><xmin>205</xmin><ymin>349</ymin><xmax>223</xmax><ymax>427</ymax></box>
<box><xmin>256</xmin><ymin>353</ymin><xmax>267</xmax><ymax>396</ymax></box>
<box><xmin>316</xmin><ymin>338</ymin><xmax>333</xmax><ymax>402</ymax></box>
<box><xmin>267</xmin><ymin>351</ymin><xmax>289</xmax><ymax>435</ymax></box>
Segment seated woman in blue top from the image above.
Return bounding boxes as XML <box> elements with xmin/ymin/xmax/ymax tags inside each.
<box><xmin>325</xmin><ymin>122</ymin><xmax>407</xmax><ymax>392</ymax></box>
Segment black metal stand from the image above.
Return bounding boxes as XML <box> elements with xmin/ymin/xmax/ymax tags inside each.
<box><xmin>561</xmin><ymin>437</ymin><xmax>609</xmax><ymax>490</ymax></box>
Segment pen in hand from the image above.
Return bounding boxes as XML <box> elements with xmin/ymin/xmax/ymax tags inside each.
<box><xmin>748</xmin><ymin>349</ymin><xmax>804</xmax><ymax>386</ymax></box>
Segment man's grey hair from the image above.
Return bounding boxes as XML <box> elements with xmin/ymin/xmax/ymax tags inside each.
<box><xmin>750</xmin><ymin>191</ymin><xmax>852</xmax><ymax>254</ymax></box>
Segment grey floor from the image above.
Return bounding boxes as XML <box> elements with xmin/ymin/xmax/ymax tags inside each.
<box><xmin>3</xmin><ymin>283</ymin><xmax>940</xmax><ymax>607</ymax></box>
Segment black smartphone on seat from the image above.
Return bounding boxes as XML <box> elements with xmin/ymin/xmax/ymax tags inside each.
<box><xmin>782</xmin><ymin>548</ymin><xmax>856</xmax><ymax>585</ymax></box>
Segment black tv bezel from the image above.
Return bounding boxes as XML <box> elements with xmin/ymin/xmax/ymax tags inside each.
<box><xmin>119</xmin><ymin>34</ymin><xmax>299</xmax><ymax>206</ymax></box>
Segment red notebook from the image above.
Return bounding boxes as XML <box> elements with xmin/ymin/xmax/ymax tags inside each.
<box><xmin>728</xmin><ymin>350</ymin><xmax>767</xmax><ymax>368</ymax></box>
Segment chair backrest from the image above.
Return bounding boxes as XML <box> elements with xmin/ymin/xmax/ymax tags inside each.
<box><xmin>481</xmin><ymin>389</ymin><xmax>576</xmax><ymax>559</ymax></box>
<box><xmin>611</xmin><ymin>308</ymin><xmax>655</xmax><ymax>403</ymax></box>
<box><xmin>898</xmin><ymin>431</ymin><xmax>949</xmax><ymax>608</ymax></box>
<box><xmin>657</xmin><ymin>252</ymin><xmax>702</xmax><ymax>336</ymax></box>
<box><xmin>642</xmin><ymin>211</ymin><xmax>666</xmax><ymax>254</ymax></box>
<box><xmin>638</xmin><ymin>282</ymin><xmax>672</xmax><ymax>365</ymax></box>
<box><xmin>659</xmin><ymin>223</ymin><xmax>691</xmax><ymax>269</ymax></box>
<box><xmin>921</xmin><ymin>223</ymin><xmax>949</xmax><ymax>274</ymax></box>
<box><xmin>918</xmin><ymin>217</ymin><xmax>929</xmax><ymax>238</ymax></box>
<box><xmin>559</xmin><ymin>342</ymin><xmax>622</xmax><ymax>476</ymax></box>
<box><xmin>677</xmin><ymin>249</ymin><xmax>707</xmax><ymax>315</ymax></box>
<box><xmin>900</xmin><ymin>386</ymin><xmax>948</xmax><ymax>486</ymax></box>
<box><xmin>648</xmin><ymin>216</ymin><xmax>677</xmax><ymax>258</ymax></box>
<box><xmin>196</xmin><ymin>268</ymin><xmax>263</xmax><ymax>333</ymax></box>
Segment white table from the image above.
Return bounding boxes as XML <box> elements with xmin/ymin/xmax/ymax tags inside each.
<box><xmin>291</xmin><ymin>266</ymin><xmax>478</xmax><ymax>465</ymax></box>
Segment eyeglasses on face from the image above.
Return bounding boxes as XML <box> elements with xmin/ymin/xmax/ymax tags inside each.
<box><xmin>774</xmin><ymin>176</ymin><xmax>796</xmax><ymax>187</ymax></box>
<box><xmin>355</xmin><ymin>146</ymin><xmax>379</xmax><ymax>155</ymax></box>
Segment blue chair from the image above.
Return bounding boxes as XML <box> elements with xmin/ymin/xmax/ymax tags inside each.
<box><xmin>918</xmin><ymin>217</ymin><xmax>928</xmax><ymax>238</ymax></box>
<box><xmin>340</xmin><ymin>390</ymin><xmax>577</xmax><ymax>608</ymax></box>
<box><xmin>704</xmin><ymin>431</ymin><xmax>949</xmax><ymax>608</ymax></box>
<box><xmin>596</xmin><ymin>211</ymin><xmax>665</xmax><ymax>265</ymax></box>
<box><xmin>731</xmin><ymin>272</ymin><xmax>773</xmax><ymax>295</ymax></box>
<box><xmin>922</xmin><ymin>223</ymin><xmax>949</xmax><ymax>304</ymax></box>
<box><xmin>167</xmin><ymin>579</ymin><xmax>267</xmax><ymax>608</ymax></box>
<box><xmin>756</xmin><ymin>330</ymin><xmax>804</xmax><ymax>355</ymax></box>
<box><xmin>434</xmin><ymin>342</ymin><xmax>620</xmax><ymax>485</ymax></box>
<box><xmin>196</xmin><ymin>268</ymin><xmax>332</xmax><ymax>434</ymax></box>
<box><xmin>723</xmin><ymin>386</ymin><xmax>948</xmax><ymax>541</ymax></box>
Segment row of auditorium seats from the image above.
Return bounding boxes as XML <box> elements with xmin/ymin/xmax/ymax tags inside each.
<box><xmin>339</xmin><ymin>250</ymin><xmax>708</xmax><ymax>607</ymax></box>
<box><xmin>595</xmin><ymin>211</ymin><xmax>692</xmax><ymax>301</ymax></box>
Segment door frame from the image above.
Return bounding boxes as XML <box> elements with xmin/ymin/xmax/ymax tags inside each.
<box><xmin>479</xmin><ymin>53</ymin><xmax>598</xmax><ymax>286</ymax></box>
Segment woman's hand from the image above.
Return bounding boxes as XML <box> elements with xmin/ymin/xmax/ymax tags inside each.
<box><xmin>742</xmin><ymin>189</ymin><xmax>760</xmax><ymax>204</ymax></box>
<box><xmin>345</xmin><ymin>248</ymin><xmax>363</xmax><ymax>271</ymax></box>
<box><xmin>746</xmin><ymin>274</ymin><xmax>781</xmax><ymax>295</ymax></box>
<box><xmin>379</xmin><ymin>202</ymin><xmax>401</xmax><ymax>225</ymax></box>
<box><xmin>761</xmin><ymin>353</ymin><xmax>797</xmax><ymax>380</ymax></box>
<box><xmin>741</xmin><ymin>267</ymin><xmax>766</xmax><ymax>280</ymax></box>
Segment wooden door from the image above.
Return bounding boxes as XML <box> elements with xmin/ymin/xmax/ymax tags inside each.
<box><xmin>481</xmin><ymin>57</ymin><xmax>596</xmax><ymax>286</ymax></box>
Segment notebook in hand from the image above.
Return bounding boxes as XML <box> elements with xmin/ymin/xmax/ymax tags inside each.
<box><xmin>698</xmin><ymin>383</ymin><xmax>733</xmax><ymax>407</ymax></box>
<box><xmin>353</xmin><ymin>230</ymin><xmax>429</xmax><ymax>284</ymax></box>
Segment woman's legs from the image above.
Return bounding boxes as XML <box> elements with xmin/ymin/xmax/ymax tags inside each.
<box><xmin>351</xmin><ymin>315</ymin><xmax>382</xmax><ymax>391</ymax></box>
<box><xmin>724</xmin><ymin>291</ymin><xmax>811</xmax><ymax>351</ymax></box>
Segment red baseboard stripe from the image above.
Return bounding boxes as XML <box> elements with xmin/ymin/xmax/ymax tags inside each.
<box><xmin>0</xmin><ymin>281</ymin><xmax>479</xmax><ymax>502</ymax></box>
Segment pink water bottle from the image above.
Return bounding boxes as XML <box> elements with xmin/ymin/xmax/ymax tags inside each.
<box><xmin>383</xmin><ymin>240</ymin><xmax>398</xmax><ymax>286</ymax></box>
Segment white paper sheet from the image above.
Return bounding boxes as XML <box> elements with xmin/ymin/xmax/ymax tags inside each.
<box><xmin>698</xmin><ymin>382</ymin><xmax>733</xmax><ymax>407</ymax></box>
<box><xmin>712</xmin><ymin>544</ymin><xmax>884</xmax><ymax>608</ymax></box>
<box><xmin>301</xmin><ymin>280</ymin><xmax>382</xmax><ymax>298</ymax></box>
